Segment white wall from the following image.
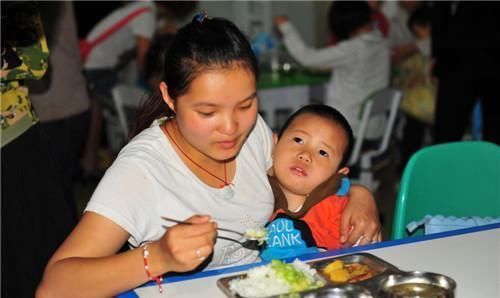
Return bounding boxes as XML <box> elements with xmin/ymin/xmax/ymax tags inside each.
<box><xmin>198</xmin><ymin>1</ymin><xmax>328</xmax><ymax>46</ymax></box>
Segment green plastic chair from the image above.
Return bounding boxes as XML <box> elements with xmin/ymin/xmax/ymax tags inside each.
<box><xmin>391</xmin><ymin>141</ymin><xmax>500</xmax><ymax>239</ymax></box>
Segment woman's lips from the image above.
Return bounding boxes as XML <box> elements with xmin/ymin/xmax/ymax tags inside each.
<box><xmin>290</xmin><ymin>166</ymin><xmax>307</xmax><ymax>176</ymax></box>
<box><xmin>218</xmin><ymin>140</ymin><xmax>237</xmax><ymax>149</ymax></box>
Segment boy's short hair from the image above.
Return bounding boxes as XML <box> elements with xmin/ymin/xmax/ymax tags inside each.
<box><xmin>408</xmin><ymin>5</ymin><xmax>431</xmax><ymax>30</ymax></box>
<box><xmin>278</xmin><ymin>104</ymin><xmax>354</xmax><ymax>168</ymax></box>
<box><xmin>328</xmin><ymin>1</ymin><xmax>372</xmax><ymax>42</ymax></box>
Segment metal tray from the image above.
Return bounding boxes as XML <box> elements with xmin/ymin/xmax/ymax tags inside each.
<box><xmin>310</xmin><ymin>253</ymin><xmax>400</xmax><ymax>286</ymax></box>
<box><xmin>217</xmin><ymin>253</ymin><xmax>401</xmax><ymax>298</ymax></box>
<box><xmin>217</xmin><ymin>268</ymin><xmax>328</xmax><ymax>298</ymax></box>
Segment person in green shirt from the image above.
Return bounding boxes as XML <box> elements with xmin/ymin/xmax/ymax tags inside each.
<box><xmin>1</xmin><ymin>2</ymin><xmax>75</xmax><ymax>297</ymax></box>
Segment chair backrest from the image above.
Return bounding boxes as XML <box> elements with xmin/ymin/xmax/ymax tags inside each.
<box><xmin>111</xmin><ymin>84</ymin><xmax>146</xmax><ymax>138</ymax></box>
<box><xmin>349</xmin><ymin>88</ymin><xmax>402</xmax><ymax>165</ymax></box>
<box><xmin>391</xmin><ymin>141</ymin><xmax>500</xmax><ymax>239</ymax></box>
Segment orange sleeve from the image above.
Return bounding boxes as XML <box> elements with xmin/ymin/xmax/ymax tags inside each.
<box><xmin>302</xmin><ymin>195</ymin><xmax>348</xmax><ymax>250</ymax></box>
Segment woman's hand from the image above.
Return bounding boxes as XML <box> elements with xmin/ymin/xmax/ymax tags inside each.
<box><xmin>340</xmin><ymin>185</ymin><xmax>382</xmax><ymax>247</ymax></box>
<box><xmin>156</xmin><ymin>215</ymin><xmax>217</xmax><ymax>273</ymax></box>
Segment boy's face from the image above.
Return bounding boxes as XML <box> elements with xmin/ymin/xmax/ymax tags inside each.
<box><xmin>272</xmin><ymin>113</ymin><xmax>349</xmax><ymax>198</ymax></box>
<box><xmin>411</xmin><ymin>24</ymin><xmax>431</xmax><ymax>40</ymax></box>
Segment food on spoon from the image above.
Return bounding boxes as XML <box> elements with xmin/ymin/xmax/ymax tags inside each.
<box><xmin>322</xmin><ymin>260</ymin><xmax>376</xmax><ymax>283</ymax></box>
<box><xmin>244</xmin><ymin>227</ymin><xmax>268</xmax><ymax>245</ymax></box>
<box><xmin>229</xmin><ymin>259</ymin><xmax>325</xmax><ymax>297</ymax></box>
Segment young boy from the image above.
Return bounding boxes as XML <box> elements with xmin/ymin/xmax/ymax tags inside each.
<box><xmin>261</xmin><ymin>104</ymin><xmax>355</xmax><ymax>261</ymax></box>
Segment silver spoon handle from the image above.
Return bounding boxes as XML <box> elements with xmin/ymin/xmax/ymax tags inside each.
<box><xmin>160</xmin><ymin>216</ymin><xmax>244</xmax><ymax>236</ymax></box>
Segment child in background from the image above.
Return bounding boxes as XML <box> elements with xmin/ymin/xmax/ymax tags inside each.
<box><xmin>274</xmin><ymin>1</ymin><xmax>389</xmax><ymax>140</ymax></box>
<box><xmin>261</xmin><ymin>104</ymin><xmax>359</xmax><ymax>261</ymax></box>
<box><xmin>395</xmin><ymin>5</ymin><xmax>436</xmax><ymax>173</ymax></box>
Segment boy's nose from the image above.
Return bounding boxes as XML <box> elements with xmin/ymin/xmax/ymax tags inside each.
<box><xmin>297</xmin><ymin>152</ymin><xmax>311</xmax><ymax>163</ymax></box>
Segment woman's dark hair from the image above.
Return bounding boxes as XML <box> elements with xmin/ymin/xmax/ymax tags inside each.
<box><xmin>143</xmin><ymin>33</ymin><xmax>175</xmax><ymax>87</ymax></box>
<box><xmin>132</xmin><ymin>16</ymin><xmax>258</xmax><ymax>138</ymax></box>
<box><xmin>156</xmin><ymin>1</ymin><xmax>198</xmax><ymax>18</ymax></box>
<box><xmin>278</xmin><ymin>104</ymin><xmax>354</xmax><ymax>168</ymax></box>
<box><xmin>328</xmin><ymin>1</ymin><xmax>372</xmax><ymax>42</ymax></box>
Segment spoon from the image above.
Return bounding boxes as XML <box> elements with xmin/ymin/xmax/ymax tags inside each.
<box><xmin>161</xmin><ymin>216</ymin><xmax>265</xmax><ymax>250</ymax></box>
<box><xmin>216</xmin><ymin>236</ymin><xmax>264</xmax><ymax>251</ymax></box>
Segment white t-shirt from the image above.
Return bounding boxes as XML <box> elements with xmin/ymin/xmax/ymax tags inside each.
<box><xmin>278</xmin><ymin>22</ymin><xmax>390</xmax><ymax>139</ymax></box>
<box><xmin>386</xmin><ymin>4</ymin><xmax>415</xmax><ymax>48</ymax></box>
<box><xmin>85</xmin><ymin>116</ymin><xmax>275</xmax><ymax>268</ymax></box>
<box><xmin>84</xmin><ymin>2</ymin><xmax>156</xmax><ymax>70</ymax></box>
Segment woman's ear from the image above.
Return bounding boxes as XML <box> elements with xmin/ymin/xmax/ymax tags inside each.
<box><xmin>159</xmin><ymin>82</ymin><xmax>175</xmax><ymax>112</ymax></box>
<box><xmin>338</xmin><ymin>166</ymin><xmax>350</xmax><ymax>176</ymax></box>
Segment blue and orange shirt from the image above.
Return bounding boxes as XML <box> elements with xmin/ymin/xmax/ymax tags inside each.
<box><xmin>261</xmin><ymin>175</ymin><xmax>350</xmax><ymax>261</ymax></box>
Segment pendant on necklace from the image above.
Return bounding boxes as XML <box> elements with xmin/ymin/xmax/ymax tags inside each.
<box><xmin>222</xmin><ymin>184</ymin><xmax>235</xmax><ymax>200</ymax></box>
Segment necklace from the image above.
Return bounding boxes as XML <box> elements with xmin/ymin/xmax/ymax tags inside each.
<box><xmin>164</xmin><ymin>123</ymin><xmax>235</xmax><ymax>199</ymax></box>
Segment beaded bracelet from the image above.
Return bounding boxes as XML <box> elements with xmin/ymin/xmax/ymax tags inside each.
<box><xmin>142</xmin><ymin>243</ymin><xmax>164</xmax><ymax>293</ymax></box>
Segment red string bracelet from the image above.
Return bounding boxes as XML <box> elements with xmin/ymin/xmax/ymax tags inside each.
<box><xmin>142</xmin><ymin>243</ymin><xmax>164</xmax><ymax>293</ymax></box>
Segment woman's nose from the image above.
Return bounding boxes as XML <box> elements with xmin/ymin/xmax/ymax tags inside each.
<box><xmin>219</xmin><ymin>114</ymin><xmax>238</xmax><ymax>135</ymax></box>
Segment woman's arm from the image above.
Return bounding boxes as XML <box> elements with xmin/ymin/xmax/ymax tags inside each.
<box><xmin>340</xmin><ymin>184</ymin><xmax>382</xmax><ymax>247</ymax></box>
<box><xmin>36</xmin><ymin>212</ymin><xmax>216</xmax><ymax>298</ymax></box>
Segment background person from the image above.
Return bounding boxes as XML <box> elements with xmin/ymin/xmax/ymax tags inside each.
<box><xmin>431</xmin><ymin>2</ymin><xmax>500</xmax><ymax>144</ymax></box>
<box><xmin>1</xmin><ymin>2</ymin><xmax>75</xmax><ymax>297</ymax></box>
<box><xmin>29</xmin><ymin>2</ymin><xmax>91</xmax><ymax>220</ymax></box>
<box><xmin>274</xmin><ymin>1</ymin><xmax>390</xmax><ymax>141</ymax></box>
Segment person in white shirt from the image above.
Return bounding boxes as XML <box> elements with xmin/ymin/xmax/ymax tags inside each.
<box><xmin>80</xmin><ymin>1</ymin><xmax>197</xmax><ymax>177</ymax></box>
<box><xmin>275</xmin><ymin>1</ymin><xmax>390</xmax><ymax>139</ymax></box>
<box><xmin>37</xmin><ymin>14</ymin><xmax>381</xmax><ymax>297</ymax></box>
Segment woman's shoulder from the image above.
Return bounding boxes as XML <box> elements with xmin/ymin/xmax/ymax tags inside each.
<box><xmin>113</xmin><ymin>125</ymin><xmax>170</xmax><ymax>168</ymax></box>
<box><xmin>240</xmin><ymin>115</ymin><xmax>274</xmax><ymax>170</ymax></box>
<box><xmin>245</xmin><ymin>115</ymin><xmax>273</xmax><ymax>150</ymax></box>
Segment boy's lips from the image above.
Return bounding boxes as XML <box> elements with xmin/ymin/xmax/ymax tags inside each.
<box><xmin>290</xmin><ymin>166</ymin><xmax>307</xmax><ymax>177</ymax></box>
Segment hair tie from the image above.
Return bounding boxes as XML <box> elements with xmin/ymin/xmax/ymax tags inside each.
<box><xmin>194</xmin><ymin>9</ymin><xmax>208</xmax><ymax>23</ymax></box>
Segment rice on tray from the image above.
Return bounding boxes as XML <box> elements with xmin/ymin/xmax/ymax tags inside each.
<box><xmin>229</xmin><ymin>259</ymin><xmax>325</xmax><ymax>297</ymax></box>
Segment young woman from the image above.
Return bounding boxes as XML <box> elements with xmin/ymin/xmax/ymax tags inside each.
<box><xmin>37</xmin><ymin>14</ymin><xmax>381</xmax><ymax>297</ymax></box>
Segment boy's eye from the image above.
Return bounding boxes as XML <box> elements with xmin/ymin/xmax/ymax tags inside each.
<box><xmin>319</xmin><ymin>150</ymin><xmax>329</xmax><ymax>157</ymax></box>
<box><xmin>292</xmin><ymin>137</ymin><xmax>303</xmax><ymax>144</ymax></box>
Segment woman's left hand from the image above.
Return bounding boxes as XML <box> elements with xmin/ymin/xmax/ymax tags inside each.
<box><xmin>340</xmin><ymin>185</ymin><xmax>382</xmax><ymax>247</ymax></box>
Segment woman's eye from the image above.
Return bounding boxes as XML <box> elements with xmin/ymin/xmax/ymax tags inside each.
<box><xmin>239</xmin><ymin>103</ymin><xmax>253</xmax><ymax>110</ymax></box>
<box><xmin>293</xmin><ymin>137</ymin><xmax>303</xmax><ymax>144</ymax></box>
<box><xmin>198</xmin><ymin>111</ymin><xmax>215</xmax><ymax>117</ymax></box>
<box><xmin>319</xmin><ymin>150</ymin><xmax>329</xmax><ymax>157</ymax></box>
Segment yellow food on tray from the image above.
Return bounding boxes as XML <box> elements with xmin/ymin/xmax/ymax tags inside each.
<box><xmin>322</xmin><ymin>260</ymin><xmax>376</xmax><ymax>283</ymax></box>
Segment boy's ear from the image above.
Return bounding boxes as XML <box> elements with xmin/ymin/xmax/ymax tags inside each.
<box><xmin>273</xmin><ymin>132</ymin><xmax>279</xmax><ymax>145</ymax></box>
<box><xmin>159</xmin><ymin>82</ymin><xmax>175</xmax><ymax>112</ymax></box>
<box><xmin>338</xmin><ymin>166</ymin><xmax>350</xmax><ymax>176</ymax></box>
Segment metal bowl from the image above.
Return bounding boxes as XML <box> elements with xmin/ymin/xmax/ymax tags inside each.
<box><xmin>378</xmin><ymin>271</ymin><xmax>456</xmax><ymax>298</ymax></box>
<box><xmin>302</xmin><ymin>284</ymin><xmax>373</xmax><ymax>298</ymax></box>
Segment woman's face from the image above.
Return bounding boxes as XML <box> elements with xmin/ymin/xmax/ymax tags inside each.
<box><xmin>161</xmin><ymin>65</ymin><xmax>258</xmax><ymax>162</ymax></box>
<box><xmin>272</xmin><ymin>113</ymin><xmax>349</xmax><ymax>198</ymax></box>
